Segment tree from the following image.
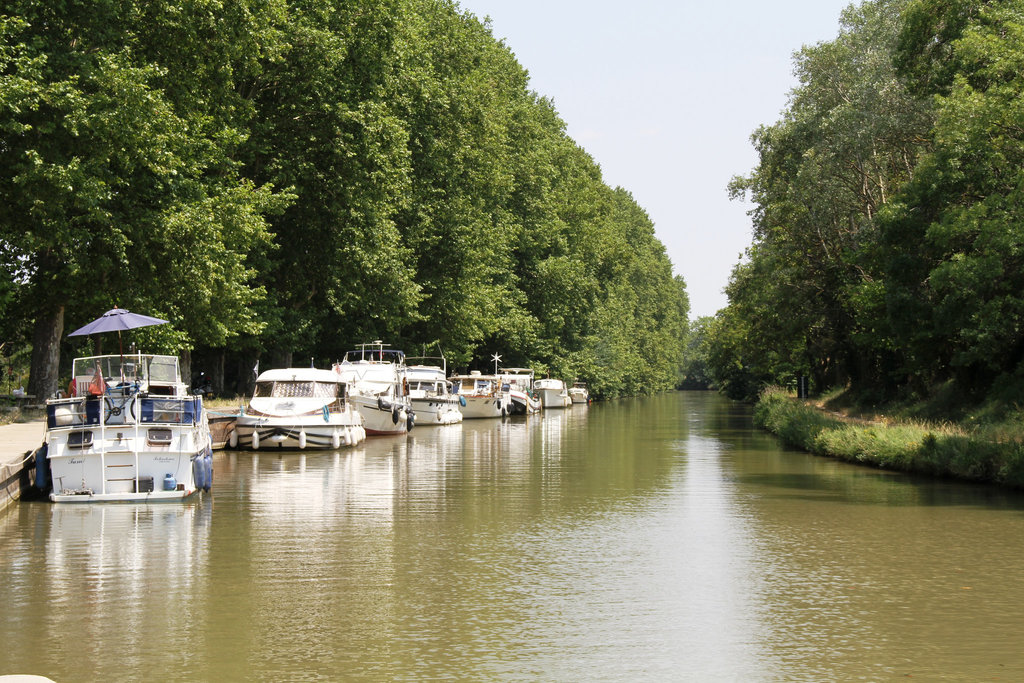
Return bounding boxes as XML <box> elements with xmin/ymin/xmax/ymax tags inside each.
<box><xmin>720</xmin><ymin>0</ymin><xmax>931</xmax><ymax>398</ymax></box>
<box><xmin>0</xmin><ymin>4</ymin><xmax>287</xmax><ymax>397</ymax></box>
<box><xmin>883</xmin><ymin>2</ymin><xmax>1024</xmax><ymax>394</ymax></box>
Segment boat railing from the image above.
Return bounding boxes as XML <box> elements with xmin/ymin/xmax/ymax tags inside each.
<box><xmin>47</xmin><ymin>394</ymin><xmax>205</xmax><ymax>429</ymax></box>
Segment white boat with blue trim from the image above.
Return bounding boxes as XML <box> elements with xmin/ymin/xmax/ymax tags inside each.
<box><xmin>41</xmin><ymin>353</ymin><xmax>213</xmax><ymax>503</ymax></box>
<box><xmin>233</xmin><ymin>367</ymin><xmax>366</xmax><ymax>449</ymax></box>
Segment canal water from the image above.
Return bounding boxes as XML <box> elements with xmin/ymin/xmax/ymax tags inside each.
<box><xmin>3</xmin><ymin>391</ymin><xmax>1024</xmax><ymax>680</ymax></box>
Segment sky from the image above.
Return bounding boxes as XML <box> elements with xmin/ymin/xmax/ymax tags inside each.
<box><xmin>455</xmin><ymin>0</ymin><xmax>855</xmax><ymax>319</ymax></box>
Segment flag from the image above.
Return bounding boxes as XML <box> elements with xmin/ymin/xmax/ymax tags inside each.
<box><xmin>253</xmin><ymin>361</ymin><xmax>259</xmax><ymax>378</ymax></box>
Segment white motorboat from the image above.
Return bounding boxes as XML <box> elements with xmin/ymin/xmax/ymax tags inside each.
<box><xmin>332</xmin><ymin>342</ymin><xmax>414</xmax><ymax>435</ymax></box>
<box><xmin>41</xmin><ymin>353</ymin><xmax>213</xmax><ymax>502</ymax></box>
<box><xmin>406</xmin><ymin>360</ymin><xmax>463</xmax><ymax>425</ymax></box>
<box><xmin>233</xmin><ymin>368</ymin><xmax>366</xmax><ymax>449</ymax></box>
<box><xmin>450</xmin><ymin>371</ymin><xmax>512</xmax><ymax>418</ymax></box>
<box><xmin>499</xmin><ymin>367</ymin><xmax>542</xmax><ymax>414</ymax></box>
<box><xmin>569</xmin><ymin>380</ymin><xmax>590</xmax><ymax>404</ymax></box>
<box><xmin>534</xmin><ymin>378</ymin><xmax>572</xmax><ymax>408</ymax></box>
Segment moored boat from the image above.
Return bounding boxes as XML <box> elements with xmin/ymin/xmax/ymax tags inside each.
<box><xmin>332</xmin><ymin>342</ymin><xmax>414</xmax><ymax>435</ymax></box>
<box><xmin>233</xmin><ymin>368</ymin><xmax>366</xmax><ymax>449</ymax></box>
<box><xmin>499</xmin><ymin>367</ymin><xmax>542</xmax><ymax>414</ymax></box>
<box><xmin>43</xmin><ymin>353</ymin><xmax>212</xmax><ymax>502</ymax></box>
<box><xmin>450</xmin><ymin>371</ymin><xmax>512</xmax><ymax>418</ymax></box>
<box><xmin>569</xmin><ymin>380</ymin><xmax>590</xmax><ymax>405</ymax></box>
<box><xmin>534</xmin><ymin>378</ymin><xmax>572</xmax><ymax>409</ymax></box>
<box><xmin>406</xmin><ymin>359</ymin><xmax>463</xmax><ymax>425</ymax></box>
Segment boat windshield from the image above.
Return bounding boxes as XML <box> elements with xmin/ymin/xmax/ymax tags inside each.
<box><xmin>71</xmin><ymin>354</ymin><xmax>180</xmax><ymax>387</ymax></box>
<box><xmin>254</xmin><ymin>381</ymin><xmax>339</xmax><ymax>399</ymax></box>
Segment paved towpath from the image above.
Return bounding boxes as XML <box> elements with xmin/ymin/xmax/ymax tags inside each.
<box><xmin>1</xmin><ymin>418</ymin><xmax>47</xmax><ymax>513</ymax></box>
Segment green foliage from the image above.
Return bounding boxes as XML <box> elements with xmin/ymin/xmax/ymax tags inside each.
<box><xmin>718</xmin><ymin>0</ymin><xmax>931</xmax><ymax>400</ymax></box>
<box><xmin>680</xmin><ymin>316</ymin><xmax>714</xmax><ymax>389</ymax></box>
<box><xmin>711</xmin><ymin>0</ymin><xmax>1024</xmax><ymax>408</ymax></box>
<box><xmin>0</xmin><ymin>0</ymin><xmax>288</xmax><ymax>370</ymax></box>
<box><xmin>753</xmin><ymin>387</ymin><xmax>845</xmax><ymax>450</ymax></box>
<box><xmin>755</xmin><ymin>388</ymin><xmax>1024</xmax><ymax>487</ymax></box>
<box><xmin>3</xmin><ymin>0</ymin><xmax>689</xmax><ymax>398</ymax></box>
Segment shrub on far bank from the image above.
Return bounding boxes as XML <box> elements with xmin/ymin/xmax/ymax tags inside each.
<box><xmin>753</xmin><ymin>386</ymin><xmax>1024</xmax><ymax>489</ymax></box>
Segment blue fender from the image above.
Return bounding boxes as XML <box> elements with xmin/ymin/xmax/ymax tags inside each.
<box><xmin>34</xmin><ymin>443</ymin><xmax>50</xmax><ymax>491</ymax></box>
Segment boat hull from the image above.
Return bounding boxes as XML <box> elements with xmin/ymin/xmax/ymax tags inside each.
<box><xmin>349</xmin><ymin>395</ymin><xmax>412</xmax><ymax>435</ymax></box>
<box><xmin>410</xmin><ymin>397</ymin><xmax>464</xmax><ymax>425</ymax></box>
<box><xmin>50</xmin><ymin>489</ymin><xmax>199</xmax><ymax>503</ymax></box>
<box><xmin>508</xmin><ymin>390</ymin><xmax>542</xmax><ymax>415</ymax></box>
<box><xmin>460</xmin><ymin>394</ymin><xmax>512</xmax><ymax>419</ymax></box>
<box><xmin>46</xmin><ymin>439</ymin><xmax>209</xmax><ymax>503</ymax></box>
<box><xmin>538</xmin><ymin>388</ymin><xmax>572</xmax><ymax>408</ymax></box>
<box><xmin>234</xmin><ymin>415</ymin><xmax>366</xmax><ymax>449</ymax></box>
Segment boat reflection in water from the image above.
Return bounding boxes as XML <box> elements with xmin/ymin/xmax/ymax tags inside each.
<box><xmin>39</xmin><ymin>500</ymin><xmax>211</xmax><ymax>664</ymax></box>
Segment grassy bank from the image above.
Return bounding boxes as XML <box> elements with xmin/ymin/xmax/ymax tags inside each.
<box><xmin>753</xmin><ymin>387</ymin><xmax>1024</xmax><ymax>488</ymax></box>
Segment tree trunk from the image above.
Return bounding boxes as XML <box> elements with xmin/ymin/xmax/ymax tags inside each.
<box><xmin>268</xmin><ymin>349</ymin><xmax>292</xmax><ymax>369</ymax></box>
<box><xmin>237</xmin><ymin>353</ymin><xmax>261</xmax><ymax>397</ymax></box>
<box><xmin>28</xmin><ymin>305</ymin><xmax>64</xmax><ymax>401</ymax></box>
<box><xmin>211</xmin><ymin>350</ymin><xmax>225</xmax><ymax>395</ymax></box>
<box><xmin>181</xmin><ymin>348</ymin><xmax>192</xmax><ymax>390</ymax></box>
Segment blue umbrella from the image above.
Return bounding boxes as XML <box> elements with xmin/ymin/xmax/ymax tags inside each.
<box><xmin>68</xmin><ymin>308</ymin><xmax>168</xmax><ymax>356</ymax></box>
<box><xmin>68</xmin><ymin>308</ymin><xmax>168</xmax><ymax>337</ymax></box>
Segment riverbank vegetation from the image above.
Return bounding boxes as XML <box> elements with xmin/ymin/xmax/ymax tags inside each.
<box><xmin>691</xmin><ymin>0</ymin><xmax>1024</xmax><ymax>420</ymax></box>
<box><xmin>755</xmin><ymin>387</ymin><xmax>1024</xmax><ymax>487</ymax></box>
<box><xmin>0</xmin><ymin>0</ymin><xmax>688</xmax><ymax>400</ymax></box>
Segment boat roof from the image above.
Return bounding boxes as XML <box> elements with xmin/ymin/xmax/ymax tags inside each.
<box><xmin>255</xmin><ymin>368</ymin><xmax>344</xmax><ymax>382</ymax></box>
<box><xmin>407</xmin><ymin>365</ymin><xmax>447</xmax><ymax>378</ymax></box>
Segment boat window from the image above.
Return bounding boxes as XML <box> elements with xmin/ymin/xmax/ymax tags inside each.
<box><xmin>148</xmin><ymin>357</ymin><xmax>179</xmax><ymax>383</ymax></box>
<box><xmin>314</xmin><ymin>382</ymin><xmax>339</xmax><ymax>399</ymax></box>
<box><xmin>260</xmin><ymin>381</ymin><xmax>340</xmax><ymax>399</ymax></box>
<box><xmin>147</xmin><ymin>428</ymin><xmax>173</xmax><ymax>446</ymax></box>
<box><xmin>275</xmin><ymin>381</ymin><xmax>313</xmax><ymax>398</ymax></box>
<box><xmin>67</xmin><ymin>431</ymin><xmax>94</xmax><ymax>449</ymax></box>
